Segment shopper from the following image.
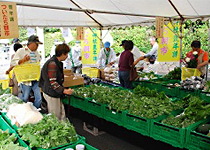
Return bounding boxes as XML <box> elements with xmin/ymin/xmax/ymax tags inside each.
<box><xmin>119</xmin><ymin>40</ymin><xmax>143</xmax><ymax>69</ymax></box>
<box><xmin>69</xmin><ymin>41</ymin><xmax>82</xmax><ymax>74</ymax></box>
<box><xmin>118</xmin><ymin>40</ymin><xmax>134</xmax><ymax>89</ymax></box>
<box><xmin>97</xmin><ymin>41</ymin><xmax>116</xmax><ymax>68</ymax></box>
<box><xmin>11</xmin><ymin>35</ymin><xmax>42</xmax><ymax>108</ymax></box>
<box><xmin>6</xmin><ymin>43</ymin><xmax>23</xmax><ymax>96</ymax></box>
<box><xmin>39</xmin><ymin>43</ymin><xmax>74</xmax><ymax>120</ymax></box>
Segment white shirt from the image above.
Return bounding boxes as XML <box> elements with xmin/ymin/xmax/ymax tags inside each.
<box><xmin>11</xmin><ymin>47</ymin><xmax>41</xmax><ymax>86</ymax></box>
<box><xmin>69</xmin><ymin>45</ymin><xmax>82</xmax><ymax>67</ymax></box>
<box><xmin>97</xmin><ymin>48</ymin><xmax>116</xmax><ymax>68</ymax></box>
<box><xmin>145</xmin><ymin>42</ymin><xmax>159</xmax><ymax>60</ymax></box>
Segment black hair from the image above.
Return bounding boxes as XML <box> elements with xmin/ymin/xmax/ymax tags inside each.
<box><xmin>13</xmin><ymin>43</ymin><xmax>23</xmax><ymax>52</ymax></box>
<box><xmin>55</xmin><ymin>43</ymin><xmax>70</xmax><ymax>57</ymax></box>
<box><xmin>124</xmin><ymin>40</ymin><xmax>133</xmax><ymax>51</ymax></box>
<box><xmin>191</xmin><ymin>40</ymin><xmax>201</xmax><ymax>48</ymax></box>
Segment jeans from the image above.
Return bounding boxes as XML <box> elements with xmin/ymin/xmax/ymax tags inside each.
<box><xmin>20</xmin><ymin>81</ymin><xmax>42</xmax><ymax>108</ymax></box>
<box><xmin>118</xmin><ymin>70</ymin><xmax>133</xmax><ymax>89</ymax></box>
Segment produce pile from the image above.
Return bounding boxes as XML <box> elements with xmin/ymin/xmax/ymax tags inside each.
<box><xmin>138</xmin><ymin>71</ymin><xmax>159</xmax><ymax>80</ymax></box>
<box><xmin>74</xmin><ymin>84</ymin><xmax>183</xmax><ymax>118</ymax></box>
<box><xmin>18</xmin><ymin>114</ymin><xmax>78</xmax><ymax>149</ymax></box>
<box><xmin>164</xmin><ymin>67</ymin><xmax>181</xmax><ymax>80</ymax></box>
<box><xmin>0</xmin><ymin>130</ymin><xmax>27</xmax><ymax>150</ymax></box>
<box><xmin>0</xmin><ymin>94</ymin><xmax>23</xmax><ymax>111</ymax></box>
<box><xmin>181</xmin><ymin>76</ymin><xmax>206</xmax><ymax>90</ymax></box>
<box><xmin>162</xmin><ymin>95</ymin><xmax>210</xmax><ymax>128</ymax></box>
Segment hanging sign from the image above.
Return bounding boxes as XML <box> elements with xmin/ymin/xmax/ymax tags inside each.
<box><xmin>81</xmin><ymin>28</ymin><xmax>101</xmax><ymax>65</ymax></box>
<box><xmin>61</xmin><ymin>27</ymin><xmax>68</xmax><ymax>37</ymax></box>
<box><xmin>0</xmin><ymin>2</ymin><xmax>19</xmax><ymax>39</ymax></box>
<box><xmin>76</xmin><ymin>27</ymin><xmax>84</xmax><ymax>40</ymax></box>
<box><xmin>157</xmin><ymin>22</ymin><xmax>180</xmax><ymax>62</ymax></box>
<box><xmin>156</xmin><ymin>17</ymin><xmax>164</xmax><ymax>38</ymax></box>
<box><xmin>27</xmin><ymin>27</ymin><xmax>36</xmax><ymax>37</ymax></box>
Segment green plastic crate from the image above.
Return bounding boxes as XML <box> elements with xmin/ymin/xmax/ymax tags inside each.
<box><xmin>85</xmin><ymin>100</ymin><xmax>105</xmax><ymax>118</ymax></box>
<box><xmin>150</xmin><ymin>110</ymin><xmax>186</xmax><ymax>148</ymax></box>
<box><xmin>178</xmin><ymin>88</ymin><xmax>199</xmax><ymax>99</ymax></box>
<box><xmin>199</xmin><ymin>92</ymin><xmax>210</xmax><ymax>103</ymax></box>
<box><xmin>0</xmin><ymin>115</ymin><xmax>30</xmax><ymax>150</ymax></box>
<box><xmin>185</xmin><ymin>117</ymin><xmax>210</xmax><ymax>150</ymax></box>
<box><xmin>1</xmin><ymin>112</ymin><xmax>84</xmax><ymax>150</ymax></box>
<box><xmin>59</xmin><ymin>140</ymin><xmax>98</xmax><ymax>150</ymax></box>
<box><xmin>124</xmin><ymin>113</ymin><xmax>151</xmax><ymax>137</ymax></box>
<box><xmin>70</xmin><ymin>95</ymin><xmax>89</xmax><ymax>111</ymax></box>
<box><xmin>104</xmin><ymin>107</ymin><xmax>126</xmax><ymax>126</ymax></box>
<box><xmin>1</xmin><ymin>112</ymin><xmax>18</xmax><ymax>131</ymax></box>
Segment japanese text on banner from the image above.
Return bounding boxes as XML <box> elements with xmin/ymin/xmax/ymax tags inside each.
<box><xmin>157</xmin><ymin>22</ymin><xmax>180</xmax><ymax>62</ymax></box>
<box><xmin>81</xmin><ymin>28</ymin><xmax>101</xmax><ymax>65</ymax></box>
<box><xmin>0</xmin><ymin>2</ymin><xmax>19</xmax><ymax>39</ymax></box>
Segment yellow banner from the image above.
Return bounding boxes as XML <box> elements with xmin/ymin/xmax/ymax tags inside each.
<box><xmin>81</xmin><ymin>28</ymin><xmax>101</xmax><ymax>65</ymax></box>
<box><xmin>0</xmin><ymin>2</ymin><xmax>19</xmax><ymax>39</ymax></box>
<box><xmin>157</xmin><ymin>22</ymin><xmax>180</xmax><ymax>62</ymax></box>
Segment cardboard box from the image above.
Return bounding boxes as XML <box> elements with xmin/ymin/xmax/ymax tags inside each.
<box><xmin>63</xmin><ymin>75</ymin><xmax>84</xmax><ymax>87</ymax></box>
<box><xmin>100</xmin><ymin>69</ymin><xmax>105</xmax><ymax>79</ymax></box>
<box><xmin>63</xmin><ymin>69</ymin><xmax>73</xmax><ymax>76</ymax></box>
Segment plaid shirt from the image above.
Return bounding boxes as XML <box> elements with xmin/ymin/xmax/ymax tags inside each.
<box><xmin>47</xmin><ymin>61</ymin><xmax>64</xmax><ymax>93</ymax></box>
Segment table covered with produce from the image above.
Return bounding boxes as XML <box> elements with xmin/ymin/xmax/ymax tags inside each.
<box><xmin>62</xmin><ymin>67</ymin><xmax>210</xmax><ymax>150</ymax></box>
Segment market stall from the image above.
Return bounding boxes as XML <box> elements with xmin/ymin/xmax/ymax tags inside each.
<box><xmin>1</xmin><ymin>0</ymin><xmax>210</xmax><ymax>149</ymax></box>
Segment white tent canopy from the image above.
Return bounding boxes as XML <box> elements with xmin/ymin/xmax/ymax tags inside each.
<box><xmin>2</xmin><ymin>0</ymin><xmax>210</xmax><ymax>28</ymax></box>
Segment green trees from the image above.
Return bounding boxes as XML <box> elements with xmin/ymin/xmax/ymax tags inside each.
<box><xmin>17</xmin><ymin>20</ymin><xmax>209</xmax><ymax>58</ymax></box>
<box><xmin>110</xmin><ymin>26</ymin><xmax>153</xmax><ymax>54</ymax></box>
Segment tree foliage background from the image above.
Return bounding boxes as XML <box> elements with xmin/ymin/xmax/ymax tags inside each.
<box><xmin>17</xmin><ymin>20</ymin><xmax>209</xmax><ymax>58</ymax></box>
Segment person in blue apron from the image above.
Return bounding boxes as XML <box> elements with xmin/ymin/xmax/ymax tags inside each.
<box><xmin>97</xmin><ymin>41</ymin><xmax>116</xmax><ymax>68</ymax></box>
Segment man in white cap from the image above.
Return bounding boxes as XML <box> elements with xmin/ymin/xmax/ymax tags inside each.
<box><xmin>97</xmin><ymin>41</ymin><xmax>116</xmax><ymax>68</ymax></box>
<box><xmin>11</xmin><ymin>35</ymin><xmax>42</xmax><ymax>108</ymax></box>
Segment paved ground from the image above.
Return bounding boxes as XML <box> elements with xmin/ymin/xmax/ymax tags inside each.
<box><xmin>66</xmin><ymin>106</ymin><xmax>185</xmax><ymax>150</ymax></box>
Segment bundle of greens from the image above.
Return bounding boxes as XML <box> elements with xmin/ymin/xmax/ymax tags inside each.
<box><xmin>162</xmin><ymin>96</ymin><xmax>210</xmax><ymax>128</ymax></box>
<box><xmin>0</xmin><ymin>130</ymin><xmax>27</xmax><ymax>150</ymax></box>
<box><xmin>164</xmin><ymin>67</ymin><xmax>181</xmax><ymax>80</ymax></box>
<box><xmin>18</xmin><ymin>115</ymin><xmax>78</xmax><ymax>149</ymax></box>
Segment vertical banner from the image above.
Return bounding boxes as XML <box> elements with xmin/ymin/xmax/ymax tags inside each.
<box><xmin>157</xmin><ymin>22</ymin><xmax>180</xmax><ymax>62</ymax></box>
<box><xmin>81</xmin><ymin>28</ymin><xmax>101</xmax><ymax>65</ymax></box>
<box><xmin>0</xmin><ymin>2</ymin><xmax>19</xmax><ymax>39</ymax></box>
<box><xmin>76</xmin><ymin>27</ymin><xmax>84</xmax><ymax>40</ymax></box>
<box><xmin>156</xmin><ymin>17</ymin><xmax>164</xmax><ymax>38</ymax></box>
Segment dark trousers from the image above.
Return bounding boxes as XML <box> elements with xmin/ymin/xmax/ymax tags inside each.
<box><xmin>118</xmin><ymin>70</ymin><xmax>132</xmax><ymax>89</ymax></box>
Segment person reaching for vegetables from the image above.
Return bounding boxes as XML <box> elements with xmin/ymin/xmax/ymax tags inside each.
<box><xmin>185</xmin><ymin>40</ymin><xmax>209</xmax><ymax>78</ymax></box>
<box><xmin>39</xmin><ymin>43</ymin><xmax>73</xmax><ymax>120</ymax></box>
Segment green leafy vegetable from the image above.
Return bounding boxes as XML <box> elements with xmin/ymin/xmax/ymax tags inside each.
<box><xmin>18</xmin><ymin>115</ymin><xmax>77</xmax><ymax>149</ymax></box>
<box><xmin>0</xmin><ymin>130</ymin><xmax>27</xmax><ymax>150</ymax></box>
<box><xmin>74</xmin><ymin>84</ymin><xmax>182</xmax><ymax>119</ymax></box>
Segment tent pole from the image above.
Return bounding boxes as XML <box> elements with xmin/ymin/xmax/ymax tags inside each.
<box><xmin>69</xmin><ymin>0</ymin><xmax>103</xmax><ymax>28</ymax></box>
<box><xmin>180</xmin><ymin>20</ymin><xmax>183</xmax><ymax>68</ymax></box>
<box><xmin>206</xmin><ymin>20</ymin><xmax>210</xmax><ymax>80</ymax></box>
